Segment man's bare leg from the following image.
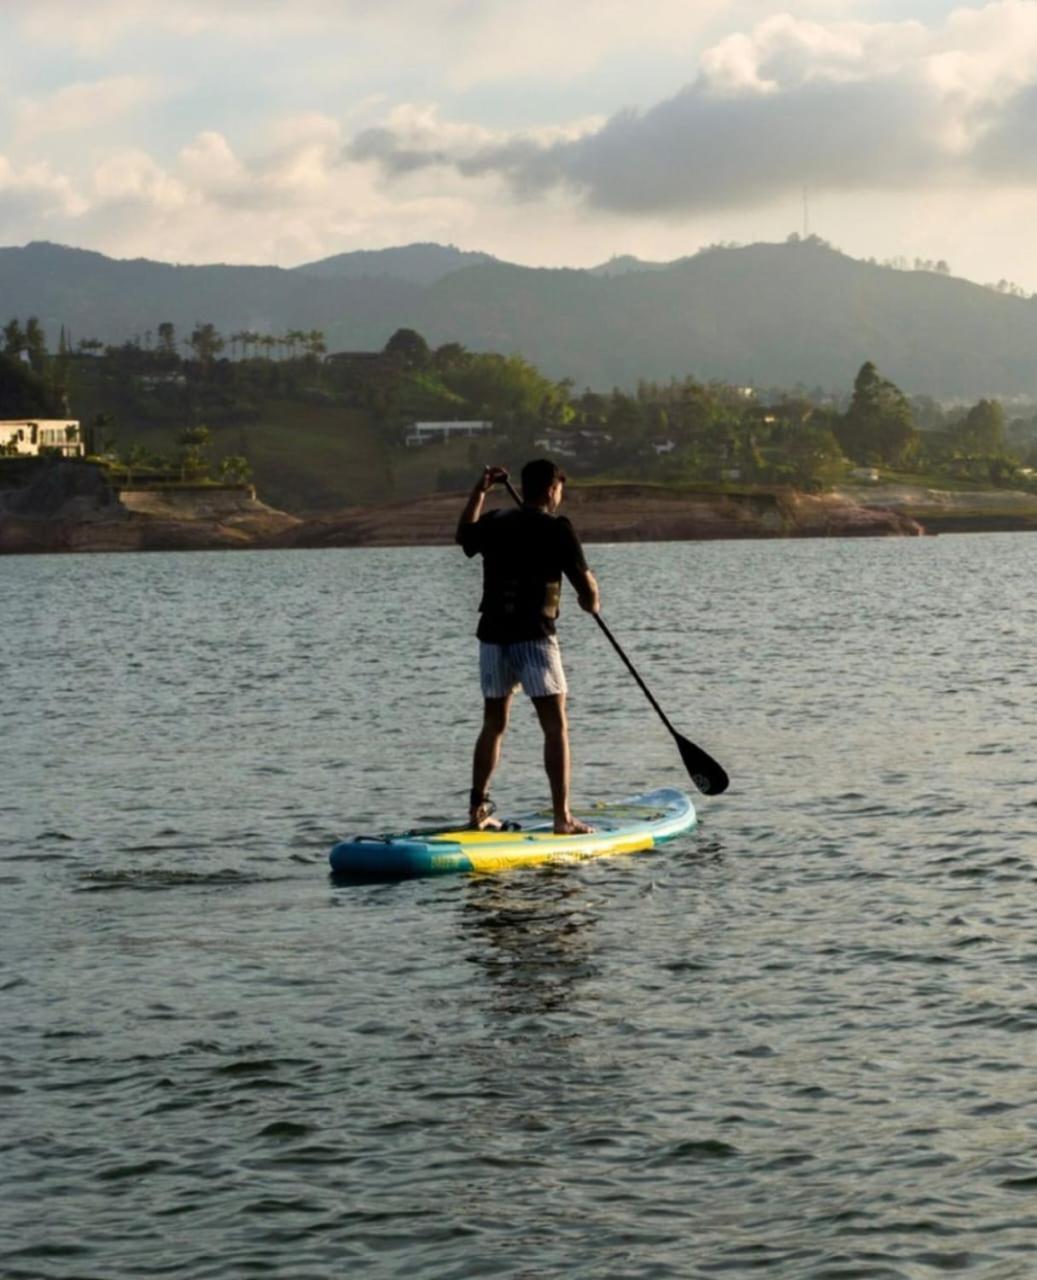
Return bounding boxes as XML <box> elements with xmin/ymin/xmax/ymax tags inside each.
<box><xmin>470</xmin><ymin>695</ymin><xmax>511</xmax><ymax>828</ymax></box>
<box><xmin>532</xmin><ymin>694</ymin><xmax>593</xmax><ymax>835</ymax></box>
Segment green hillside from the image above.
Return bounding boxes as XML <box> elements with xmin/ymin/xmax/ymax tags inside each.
<box><xmin>50</xmin><ymin>337</ymin><xmax>553</xmax><ymax>510</ymax></box>
<box><xmin>6</xmin><ymin>308</ymin><xmax>1037</xmax><ymax>514</ymax></box>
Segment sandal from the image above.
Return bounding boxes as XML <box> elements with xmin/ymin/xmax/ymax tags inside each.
<box><xmin>468</xmin><ymin>792</ymin><xmax>504</xmax><ymax>831</ymax></box>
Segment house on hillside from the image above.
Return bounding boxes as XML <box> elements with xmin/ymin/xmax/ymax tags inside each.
<box><xmin>0</xmin><ymin>419</ymin><xmax>84</xmax><ymax>457</ymax></box>
<box><xmin>405</xmin><ymin>420</ymin><xmax>494</xmax><ymax>447</ymax></box>
<box><xmin>534</xmin><ymin>428</ymin><xmax>613</xmax><ymax>459</ymax></box>
<box><xmin>534</xmin><ymin>430</ymin><xmax>578</xmax><ymax>458</ymax></box>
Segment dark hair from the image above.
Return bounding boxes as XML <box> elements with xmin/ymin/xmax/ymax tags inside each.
<box><xmin>521</xmin><ymin>458</ymin><xmax>566</xmax><ymax>501</ymax></box>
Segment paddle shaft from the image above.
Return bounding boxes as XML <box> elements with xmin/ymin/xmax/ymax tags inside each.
<box><xmin>497</xmin><ymin>473</ymin><xmax>728</xmax><ymax>795</ymax></box>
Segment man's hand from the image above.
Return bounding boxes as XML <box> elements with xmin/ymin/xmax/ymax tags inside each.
<box><xmin>475</xmin><ymin>465</ymin><xmax>509</xmax><ymax>493</ymax></box>
<box><xmin>458</xmin><ymin>465</ymin><xmax>509</xmax><ymax>544</ymax></box>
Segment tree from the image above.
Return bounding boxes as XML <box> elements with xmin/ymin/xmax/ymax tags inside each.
<box><xmin>605</xmin><ymin>392</ymin><xmax>648</xmax><ymax>453</ymax></box>
<box><xmin>157</xmin><ymin>322</ymin><xmax>177</xmax><ymax>358</ymax></box>
<box><xmin>2</xmin><ymin>318</ymin><xmax>26</xmax><ymax>358</ymax></box>
<box><xmin>908</xmin><ymin>395</ymin><xmax>945</xmax><ymax>431</ymax></box>
<box><xmin>92</xmin><ymin>412</ymin><xmax>118</xmax><ymax>457</ymax></box>
<box><xmin>956</xmin><ymin>399</ymin><xmax>1004</xmax><ymax>454</ymax></box>
<box><xmin>123</xmin><ymin>441</ymin><xmax>149</xmax><ymax>487</ymax></box>
<box><xmin>218</xmin><ymin>454</ymin><xmax>253</xmax><ymax>484</ymax></box>
<box><xmin>835</xmin><ymin>362</ymin><xmax>918</xmax><ymax>467</ymax></box>
<box><xmin>784</xmin><ymin>425</ymin><xmax>846</xmax><ymax>489</ymax></box>
<box><xmin>0</xmin><ymin>351</ymin><xmax>58</xmax><ymax>417</ymax></box>
<box><xmin>177</xmin><ymin>424</ymin><xmax>211</xmax><ymax>479</ymax></box>
<box><xmin>384</xmin><ymin>327</ymin><xmax>430</xmax><ymax>370</ymax></box>
<box><xmin>186</xmin><ymin>323</ymin><xmax>224</xmax><ymax>368</ymax></box>
<box><xmin>433</xmin><ymin>342</ymin><xmax>469</xmax><ymax>372</ymax></box>
<box><xmin>444</xmin><ymin>352</ymin><xmax>570</xmax><ymax>425</ymax></box>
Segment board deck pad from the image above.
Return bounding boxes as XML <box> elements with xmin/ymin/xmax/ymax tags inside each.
<box><xmin>329</xmin><ymin>787</ymin><xmax>696</xmax><ymax>879</ymax></box>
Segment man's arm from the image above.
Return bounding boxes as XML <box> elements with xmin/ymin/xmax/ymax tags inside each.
<box><xmin>571</xmin><ymin>567</ymin><xmax>600</xmax><ymax>614</ymax></box>
<box><xmin>456</xmin><ymin>465</ymin><xmax>509</xmax><ymax>545</ymax></box>
<box><xmin>557</xmin><ymin>516</ymin><xmax>600</xmax><ymax>613</ymax></box>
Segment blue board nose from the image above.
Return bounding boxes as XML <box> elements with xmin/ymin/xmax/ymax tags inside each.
<box><xmin>330</xmin><ymin>838</ymin><xmax>473</xmax><ymax>878</ymax></box>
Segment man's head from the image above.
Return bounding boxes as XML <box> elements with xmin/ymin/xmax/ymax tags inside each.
<box><xmin>521</xmin><ymin>458</ymin><xmax>566</xmax><ymax>510</ymax></box>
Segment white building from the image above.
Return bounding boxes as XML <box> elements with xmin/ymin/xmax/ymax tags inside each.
<box><xmin>405</xmin><ymin>420</ymin><xmax>493</xmax><ymax>447</ymax></box>
<box><xmin>533</xmin><ymin>432</ymin><xmax>579</xmax><ymax>458</ymax></box>
<box><xmin>534</xmin><ymin>428</ymin><xmax>613</xmax><ymax>458</ymax></box>
<box><xmin>0</xmin><ymin>419</ymin><xmax>84</xmax><ymax>457</ymax></box>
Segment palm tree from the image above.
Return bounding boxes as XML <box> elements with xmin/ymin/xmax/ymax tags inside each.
<box><xmin>304</xmin><ymin>330</ymin><xmax>327</xmax><ymax>384</ymax></box>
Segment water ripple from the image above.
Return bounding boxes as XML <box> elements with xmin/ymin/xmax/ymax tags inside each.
<box><xmin>5</xmin><ymin>538</ymin><xmax>1037</xmax><ymax>1279</ymax></box>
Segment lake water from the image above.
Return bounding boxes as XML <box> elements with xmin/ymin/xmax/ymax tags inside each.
<box><xmin>3</xmin><ymin>534</ymin><xmax>1037</xmax><ymax>1280</ymax></box>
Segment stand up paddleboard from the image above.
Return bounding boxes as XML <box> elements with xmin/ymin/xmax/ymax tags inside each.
<box><xmin>329</xmin><ymin>787</ymin><xmax>695</xmax><ymax>879</ymax></box>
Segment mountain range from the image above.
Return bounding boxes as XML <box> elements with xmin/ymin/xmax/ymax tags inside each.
<box><xmin>3</xmin><ymin>238</ymin><xmax>1036</xmax><ymax>399</ymax></box>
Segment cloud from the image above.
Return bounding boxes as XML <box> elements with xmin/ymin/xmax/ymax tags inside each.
<box><xmin>6</xmin><ymin>0</ymin><xmax>1037</xmax><ymax>287</ymax></box>
<box><xmin>0</xmin><ymin>117</ymin><xmax>490</xmax><ymax>266</ymax></box>
<box><xmin>91</xmin><ymin>149</ymin><xmax>189</xmax><ymax>208</ymax></box>
<box><xmin>421</xmin><ymin>0</ymin><xmax>737</xmax><ymax>89</ymax></box>
<box><xmin>349</xmin><ymin>2</ymin><xmax>1037</xmax><ymax>212</ymax></box>
<box><xmin>13</xmin><ymin>0</ymin><xmax>765</xmax><ymax>85</ymax></box>
<box><xmin>14</xmin><ymin>76</ymin><xmax>168</xmax><ymax>141</ymax></box>
<box><xmin>0</xmin><ymin>155</ymin><xmax>88</xmax><ymax>218</ymax></box>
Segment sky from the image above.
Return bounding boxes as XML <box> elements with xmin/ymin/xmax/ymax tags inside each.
<box><xmin>3</xmin><ymin>0</ymin><xmax>1037</xmax><ymax>287</ymax></box>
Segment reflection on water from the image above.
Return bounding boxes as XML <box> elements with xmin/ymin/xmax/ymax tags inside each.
<box><xmin>460</xmin><ymin>869</ymin><xmax>602</xmax><ymax>1017</ymax></box>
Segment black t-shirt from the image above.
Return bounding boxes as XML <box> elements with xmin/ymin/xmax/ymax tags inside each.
<box><xmin>460</xmin><ymin>506</ymin><xmax>589</xmax><ymax>642</ymax></box>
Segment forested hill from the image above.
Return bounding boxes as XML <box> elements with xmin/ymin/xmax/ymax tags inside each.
<box><xmin>3</xmin><ymin>238</ymin><xmax>1037</xmax><ymax>397</ymax></box>
<box><xmin>295</xmin><ymin>242</ymin><xmax>499</xmax><ymax>284</ymax></box>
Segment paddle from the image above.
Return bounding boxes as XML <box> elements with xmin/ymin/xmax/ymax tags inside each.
<box><xmin>501</xmin><ymin>476</ymin><xmax>729</xmax><ymax>796</ymax></box>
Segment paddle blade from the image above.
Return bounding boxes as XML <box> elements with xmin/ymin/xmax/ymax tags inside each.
<box><xmin>675</xmin><ymin>733</ymin><xmax>729</xmax><ymax>796</ymax></box>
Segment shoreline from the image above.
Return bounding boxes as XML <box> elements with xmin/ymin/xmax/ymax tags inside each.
<box><xmin>4</xmin><ymin>464</ymin><xmax>1037</xmax><ymax>554</ymax></box>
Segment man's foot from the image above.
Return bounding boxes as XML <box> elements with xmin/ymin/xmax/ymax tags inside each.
<box><xmin>554</xmin><ymin>815</ymin><xmax>595</xmax><ymax>835</ymax></box>
<box><xmin>469</xmin><ymin>796</ymin><xmax>503</xmax><ymax>831</ymax></box>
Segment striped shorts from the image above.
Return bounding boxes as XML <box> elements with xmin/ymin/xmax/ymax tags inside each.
<box><xmin>479</xmin><ymin>637</ymin><xmax>568</xmax><ymax>699</ymax></box>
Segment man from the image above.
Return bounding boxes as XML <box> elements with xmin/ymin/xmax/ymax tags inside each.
<box><xmin>456</xmin><ymin>458</ymin><xmax>600</xmax><ymax>834</ymax></box>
